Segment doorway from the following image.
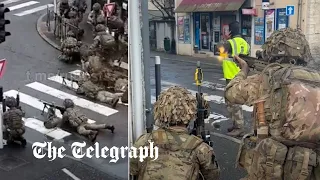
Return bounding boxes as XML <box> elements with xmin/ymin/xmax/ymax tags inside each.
<box><xmin>220</xmin><ymin>15</ymin><xmax>236</xmax><ymax>40</ymax></box>
<box><xmin>200</xmin><ymin>13</ymin><xmax>210</xmax><ymax>50</ymax></box>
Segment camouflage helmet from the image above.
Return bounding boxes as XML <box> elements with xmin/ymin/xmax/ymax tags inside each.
<box><xmin>63</xmin><ymin>99</ymin><xmax>75</xmax><ymax>108</ymax></box>
<box><xmin>92</xmin><ymin>3</ymin><xmax>101</xmax><ymax>11</ymax></box>
<box><xmin>95</xmin><ymin>24</ymin><xmax>106</xmax><ymax>32</ymax></box>
<box><xmin>6</xmin><ymin>96</ymin><xmax>17</xmax><ymax>108</ymax></box>
<box><xmin>153</xmin><ymin>86</ymin><xmax>197</xmax><ymax>127</ymax></box>
<box><xmin>67</xmin><ymin>31</ymin><xmax>75</xmax><ymax>37</ymax></box>
<box><xmin>61</xmin><ymin>0</ymin><xmax>68</xmax><ymax>4</ymax></box>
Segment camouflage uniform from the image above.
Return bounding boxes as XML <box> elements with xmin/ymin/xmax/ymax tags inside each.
<box><xmin>71</xmin><ymin>0</ymin><xmax>87</xmax><ymax>21</ymax></box>
<box><xmin>90</xmin><ymin>24</ymin><xmax>114</xmax><ymax>50</ymax></box>
<box><xmin>44</xmin><ymin>107</ymin><xmax>64</xmax><ymax>129</ymax></box>
<box><xmin>130</xmin><ymin>86</ymin><xmax>220</xmax><ymax>180</ymax></box>
<box><xmin>61</xmin><ymin>99</ymin><xmax>115</xmax><ymax>142</ymax></box>
<box><xmin>3</xmin><ymin>97</ymin><xmax>26</xmax><ymax>146</ymax></box>
<box><xmin>225</xmin><ymin>79</ymin><xmax>245</xmax><ymax>137</ymax></box>
<box><xmin>60</xmin><ymin>31</ymin><xmax>81</xmax><ymax>63</ymax></box>
<box><xmin>58</xmin><ymin>0</ymin><xmax>70</xmax><ymax>17</ymax></box>
<box><xmin>76</xmin><ymin>80</ymin><xmax>119</xmax><ymax>108</ymax></box>
<box><xmin>225</xmin><ymin>62</ymin><xmax>320</xmax><ymax>179</ymax></box>
<box><xmin>87</xmin><ymin>3</ymin><xmax>105</xmax><ymax>35</ymax></box>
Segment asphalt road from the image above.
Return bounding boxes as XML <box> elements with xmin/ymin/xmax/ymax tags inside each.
<box><xmin>150</xmin><ymin>51</ymin><xmax>248</xmax><ymax>179</ymax></box>
<box><xmin>0</xmin><ymin>0</ymin><xmax>128</xmax><ymax>179</ymax></box>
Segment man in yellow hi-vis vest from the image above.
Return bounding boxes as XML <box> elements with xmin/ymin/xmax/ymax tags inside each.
<box><xmin>222</xmin><ymin>21</ymin><xmax>250</xmax><ymax>137</ymax></box>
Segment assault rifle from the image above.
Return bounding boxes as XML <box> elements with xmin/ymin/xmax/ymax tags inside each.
<box><xmin>39</xmin><ymin>100</ymin><xmax>66</xmax><ymax>115</ymax></box>
<box><xmin>192</xmin><ymin>61</ymin><xmax>213</xmax><ymax>147</ymax></box>
<box><xmin>59</xmin><ymin>72</ymin><xmax>79</xmax><ymax>89</ymax></box>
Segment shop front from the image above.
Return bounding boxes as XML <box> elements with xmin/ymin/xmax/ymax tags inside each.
<box><xmin>175</xmin><ymin>0</ymin><xmax>251</xmax><ymax>56</ymax></box>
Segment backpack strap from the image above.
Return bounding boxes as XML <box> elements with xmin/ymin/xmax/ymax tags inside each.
<box><xmin>265</xmin><ymin>143</ymin><xmax>278</xmax><ymax>179</ymax></box>
<box><xmin>297</xmin><ymin>150</ymin><xmax>311</xmax><ymax>179</ymax></box>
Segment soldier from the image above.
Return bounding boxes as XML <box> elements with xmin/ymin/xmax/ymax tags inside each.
<box><xmin>90</xmin><ymin>24</ymin><xmax>114</xmax><ymax>50</ymax></box>
<box><xmin>226</xmin><ymin>54</ymin><xmax>320</xmax><ymax>179</ymax></box>
<box><xmin>59</xmin><ymin>31</ymin><xmax>82</xmax><ymax>63</ymax></box>
<box><xmin>76</xmin><ymin>80</ymin><xmax>120</xmax><ymax>108</ymax></box>
<box><xmin>44</xmin><ymin>107</ymin><xmax>64</xmax><ymax>129</ymax></box>
<box><xmin>66</xmin><ymin>10</ymin><xmax>84</xmax><ymax>40</ymax></box>
<box><xmin>62</xmin><ymin>99</ymin><xmax>115</xmax><ymax>142</ymax></box>
<box><xmin>87</xmin><ymin>3</ymin><xmax>105</xmax><ymax>35</ymax></box>
<box><xmin>130</xmin><ymin>86</ymin><xmax>220</xmax><ymax>180</ymax></box>
<box><xmin>3</xmin><ymin>97</ymin><xmax>26</xmax><ymax>147</ymax></box>
<box><xmin>57</xmin><ymin>0</ymin><xmax>70</xmax><ymax>17</ymax></box>
<box><xmin>71</xmin><ymin>0</ymin><xmax>87</xmax><ymax>21</ymax></box>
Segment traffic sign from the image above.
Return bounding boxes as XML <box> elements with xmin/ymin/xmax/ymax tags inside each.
<box><xmin>0</xmin><ymin>59</ymin><xmax>7</xmax><ymax>78</ymax></box>
<box><xmin>286</xmin><ymin>5</ymin><xmax>295</xmax><ymax>16</ymax></box>
<box><xmin>103</xmin><ymin>3</ymin><xmax>115</xmax><ymax>17</ymax></box>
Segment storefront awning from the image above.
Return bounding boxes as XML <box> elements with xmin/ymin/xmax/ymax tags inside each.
<box><xmin>175</xmin><ymin>0</ymin><xmax>246</xmax><ymax>13</ymax></box>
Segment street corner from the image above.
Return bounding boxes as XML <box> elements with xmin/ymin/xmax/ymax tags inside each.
<box><xmin>36</xmin><ymin>13</ymin><xmax>61</xmax><ymax>50</ymax></box>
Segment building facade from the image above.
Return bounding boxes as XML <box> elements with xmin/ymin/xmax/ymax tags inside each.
<box><xmin>174</xmin><ymin>0</ymin><xmax>320</xmax><ymax>59</ymax></box>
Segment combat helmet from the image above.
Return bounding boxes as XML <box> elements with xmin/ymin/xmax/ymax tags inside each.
<box><xmin>153</xmin><ymin>86</ymin><xmax>197</xmax><ymax>127</ymax></box>
<box><xmin>63</xmin><ymin>99</ymin><xmax>75</xmax><ymax>108</ymax></box>
<box><xmin>61</xmin><ymin>0</ymin><xmax>68</xmax><ymax>4</ymax></box>
<box><xmin>67</xmin><ymin>31</ymin><xmax>76</xmax><ymax>37</ymax></box>
<box><xmin>95</xmin><ymin>24</ymin><xmax>106</xmax><ymax>32</ymax></box>
<box><xmin>6</xmin><ymin>96</ymin><xmax>17</xmax><ymax>108</ymax></box>
<box><xmin>92</xmin><ymin>3</ymin><xmax>101</xmax><ymax>11</ymax></box>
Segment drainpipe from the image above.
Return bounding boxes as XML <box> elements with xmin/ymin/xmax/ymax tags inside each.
<box><xmin>297</xmin><ymin>0</ymin><xmax>302</xmax><ymax>28</ymax></box>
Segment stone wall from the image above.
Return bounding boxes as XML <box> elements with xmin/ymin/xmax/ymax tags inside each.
<box><xmin>305</xmin><ymin>0</ymin><xmax>320</xmax><ymax>60</ymax></box>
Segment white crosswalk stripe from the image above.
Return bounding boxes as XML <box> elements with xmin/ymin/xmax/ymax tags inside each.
<box><xmin>2</xmin><ymin>69</ymin><xmax>123</xmax><ymax>141</ymax></box>
<box><xmin>0</xmin><ymin>0</ymin><xmax>54</xmax><ymax>17</ymax></box>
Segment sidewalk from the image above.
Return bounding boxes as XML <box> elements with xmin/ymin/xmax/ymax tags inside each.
<box><xmin>0</xmin><ymin>143</ymin><xmax>121</xmax><ymax>179</ymax></box>
<box><xmin>37</xmin><ymin>12</ymin><xmax>94</xmax><ymax>51</ymax></box>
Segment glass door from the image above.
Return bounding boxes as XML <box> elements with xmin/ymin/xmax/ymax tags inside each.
<box><xmin>200</xmin><ymin>13</ymin><xmax>210</xmax><ymax>50</ymax></box>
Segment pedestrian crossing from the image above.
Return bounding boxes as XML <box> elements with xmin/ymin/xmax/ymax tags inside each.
<box><xmin>1</xmin><ymin>0</ymin><xmax>54</xmax><ymax>17</ymax></box>
<box><xmin>3</xmin><ymin>69</ymin><xmax>125</xmax><ymax>141</ymax></box>
<box><xmin>150</xmin><ymin>78</ymin><xmax>254</xmax><ymax>125</ymax></box>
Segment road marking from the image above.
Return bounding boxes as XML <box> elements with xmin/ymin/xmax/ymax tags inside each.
<box><xmin>48</xmin><ymin>75</ymin><xmax>79</xmax><ymax>89</ymax></box>
<box><xmin>26</xmin><ymin>82</ymin><xmax>119</xmax><ymax>116</ymax></box>
<box><xmin>14</xmin><ymin>4</ymin><xmax>53</xmax><ymax>16</ymax></box>
<box><xmin>8</xmin><ymin>1</ymin><xmax>39</xmax><ymax>11</ymax></box>
<box><xmin>0</xmin><ymin>0</ymin><xmax>23</xmax><ymax>5</ymax></box>
<box><xmin>205</xmin><ymin>113</ymin><xmax>229</xmax><ymax>125</ymax></box>
<box><xmin>23</xmin><ymin>117</ymin><xmax>71</xmax><ymax>140</ymax></box>
<box><xmin>62</xmin><ymin>168</ymin><xmax>81</xmax><ymax>180</ymax></box>
<box><xmin>219</xmin><ymin>78</ymin><xmax>225</xmax><ymax>81</ymax></box>
<box><xmin>4</xmin><ymin>90</ymin><xmax>96</xmax><ymax>124</ymax></box>
<box><xmin>69</xmin><ymin>69</ymin><xmax>82</xmax><ymax>76</ymax></box>
<box><xmin>113</xmin><ymin>61</ymin><xmax>128</xmax><ymax>70</ymax></box>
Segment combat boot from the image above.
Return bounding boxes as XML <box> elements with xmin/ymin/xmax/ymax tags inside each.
<box><xmin>111</xmin><ymin>97</ymin><xmax>119</xmax><ymax>108</ymax></box>
<box><xmin>18</xmin><ymin>137</ymin><xmax>27</xmax><ymax>147</ymax></box>
<box><xmin>106</xmin><ymin>125</ymin><xmax>115</xmax><ymax>133</ymax></box>
<box><xmin>88</xmin><ymin>131</ymin><xmax>99</xmax><ymax>142</ymax></box>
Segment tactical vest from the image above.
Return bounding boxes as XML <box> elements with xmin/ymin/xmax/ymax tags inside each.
<box><xmin>138</xmin><ymin>129</ymin><xmax>204</xmax><ymax>180</ymax></box>
<box><xmin>222</xmin><ymin>37</ymin><xmax>250</xmax><ymax>80</ymax></box>
<box><xmin>237</xmin><ymin>64</ymin><xmax>320</xmax><ymax>180</ymax></box>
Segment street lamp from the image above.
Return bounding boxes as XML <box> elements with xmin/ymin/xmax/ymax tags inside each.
<box><xmin>0</xmin><ymin>4</ymin><xmax>10</xmax><ymax>43</ymax></box>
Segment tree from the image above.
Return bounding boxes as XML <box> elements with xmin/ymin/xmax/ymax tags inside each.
<box><xmin>150</xmin><ymin>0</ymin><xmax>176</xmax><ymax>52</ymax></box>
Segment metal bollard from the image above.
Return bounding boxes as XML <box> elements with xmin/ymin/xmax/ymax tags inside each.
<box><xmin>0</xmin><ymin>86</ymin><xmax>3</xmax><ymax>149</ymax></box>
<box><xmin>155</xmin><ymin>56</ymin><xmax>161</xmax><ymax>100</ymax></box>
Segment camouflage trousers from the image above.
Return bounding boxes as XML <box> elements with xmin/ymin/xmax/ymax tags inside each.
<box><xmin>77</xmin><ymin>123</ymin><xmax>108</xmax><ymax>136</ymax></box>
<box><xmin>226</xmin><ymin>79</ymin><xmax>244</xmax><ymax>129</ymax></box>
<box><xmin>4</xmin><ymin>127</ymin><xmax>25</xmax><ymax>140</ymax></box>
<box><xmin>44</xmin><ymin>117</ymin><xmax>64</xmax><ymax>129</ymax></box>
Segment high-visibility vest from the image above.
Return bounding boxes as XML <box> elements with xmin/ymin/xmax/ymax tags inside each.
<box><xmin>222</xmin><ymin>37</ymin><xmax>250</xmax><ymax>80</ymax></box>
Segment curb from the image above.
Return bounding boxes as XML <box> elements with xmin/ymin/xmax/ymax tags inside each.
<box><xmin>36</xmin><ymin>13</ymin><xmax>61</xmax><ymax>51</ymax></box>
<box><xmin>150</xmin><ymin>55</ymin><xmax>221</xmax><ymax>67</ymax></box>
